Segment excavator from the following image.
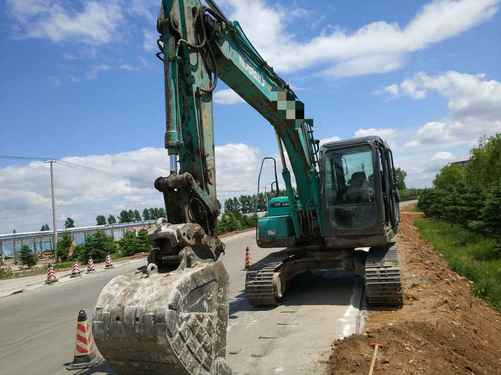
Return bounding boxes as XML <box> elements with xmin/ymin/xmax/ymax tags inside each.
<box><xmin>92</xmin><ymin>1</ymin><xmax>403</xmax><ymax>374</ymax></box>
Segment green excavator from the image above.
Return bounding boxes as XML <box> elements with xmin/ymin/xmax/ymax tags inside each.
<box><xmin>92</xmin><ymin>1</ymin><xmax>403</xmax><ymax>374</ymax></box>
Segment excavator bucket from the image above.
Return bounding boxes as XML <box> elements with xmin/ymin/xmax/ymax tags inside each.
<box><xmin>92</xmin><ymin>221</ymin><xmax>232</xmax><ymax>375</ymax></box>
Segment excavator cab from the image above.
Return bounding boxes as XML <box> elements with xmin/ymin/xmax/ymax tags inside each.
<box><xmin>257</xmin><ymin>136</ymin><xmax>399</xmax><ymax>250</ymax></box>
<box><xmin>320</xmin><ymin>136</ymin><xmax>400</xmax><ymax>249</ymax></box>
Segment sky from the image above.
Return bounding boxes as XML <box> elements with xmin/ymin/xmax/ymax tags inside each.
<box><xmin>1</xmin><ymin>0</ymin><xmax>501</xmax><ymax>233</ymax></box>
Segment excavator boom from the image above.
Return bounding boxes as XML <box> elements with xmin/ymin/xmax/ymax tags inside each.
<box><xmin>156</xmin><ymin>0</ymin><xmax>322</xmax><ymax>242</ymax></box>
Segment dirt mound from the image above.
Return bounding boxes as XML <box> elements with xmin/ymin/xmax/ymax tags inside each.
<box><xmin>329</xmin><ymin>211</ymin><xmax>501</xmax><ymax>375</ymax></box>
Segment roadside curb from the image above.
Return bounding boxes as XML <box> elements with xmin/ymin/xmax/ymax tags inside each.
<box><xmin>0</xmin><ymin>288</ymin><xmax>24</xmax><ymax>299</ymax></box>
<box><xmin>0</xmin><ymin>257</ymin><xmax>147</xmax><ymax>299</ymax></box>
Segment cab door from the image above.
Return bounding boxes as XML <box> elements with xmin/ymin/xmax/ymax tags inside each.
<box><xmin>378</xmin><ymin>146</ymin><xmax>400</xmax><ymax>231</ymax></box>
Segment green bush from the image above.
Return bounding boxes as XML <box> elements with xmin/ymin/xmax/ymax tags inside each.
<box><xmin>0</xmin><ymin>267</ymin><xmax>13</xmax><ymax>279</ymax></box>
<box><xmin>415</xmin><ymin>218</ymin><xmax>501</xmax><ymax>310</ymax></box>
<box><xmin>118</xmin><ymin>230</ymin><xmax>152</xmax><ymax>257</ymax></box>
<box><xmin>482</xmin><ymin>184</ymin><xmax>501</xmax><ymax>237</ymax></box>
<box><xmin>76</xmin><ymin>231</ymin><xmax>117</xmax><ymax>262</ymax></box>
<box><xmin>216</xmin><ymin>212</ymin><xmax>258</xmax><ymax>235</ymax></box>
<box><xmin>19</xmin><ymin>245</ymin><xmax>38</xmax><ymax>268</ymax></box>
<box><xmin>56</xmin><ymin>232</ymin><xmax>73</xmax><ymax>261</ymax></box>
<box><xmin>417</xmin><ymin>134</ymin><xmax>500</xmax><ymax>237</ymax></box>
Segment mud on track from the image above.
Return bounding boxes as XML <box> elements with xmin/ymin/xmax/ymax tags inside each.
<box><xmin>329</xmin><ymin>210</ymin><xmax>501</xmax><ymax>375</ymax></box>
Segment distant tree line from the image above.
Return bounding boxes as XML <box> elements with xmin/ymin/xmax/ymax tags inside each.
<box><xmin>418</xmin><ymin>134</ymin><xmax>501</xmax><ymax>240</ymax></box>
<box><xmin>95</xmin><ymin>207</ymin><xmax>166</xmax><ymax>226</ymax></box>
<box><xmin>224</xmin><ymin>190</ymin><xmax>287</xmax><ymax>214</ymax></box>
<box><xmin>56</xmin><ymin>229</ymin><xmax>152</xmax><ymax>264</ymax></box>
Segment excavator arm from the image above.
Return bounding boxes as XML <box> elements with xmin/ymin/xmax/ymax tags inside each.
<box><xmin>156</xmin><ymin>0</ymin><xmax>322</xmax><ymax>242</ymax></box>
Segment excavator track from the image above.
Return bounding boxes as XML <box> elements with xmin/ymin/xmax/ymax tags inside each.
<box><xmin>245</xmin><ymin>261</ymin><xmax>283</xmax><ymax>306</ymax></box>
<box><xmin>364</xmin><ymin>245</ymin><xmax>403</xmax><ymax>307</ymax></box>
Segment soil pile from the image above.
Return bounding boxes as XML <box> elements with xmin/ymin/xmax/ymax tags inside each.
<box><xmin>329</xmin><ymin>210</ymin><xmax>501</xmax><ymax>375</ymax></box>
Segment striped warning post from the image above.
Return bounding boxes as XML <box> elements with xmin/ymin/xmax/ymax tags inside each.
<box><xmin>65</xmin><ymin>309</ymin><xmax>98</xmax><ymax>370</ymax></box>
<box><xmin>71</xmin><ymin>262</ymin><xmax>81</xmax><ymax>278</ymax></box>
<box><xmin>45</xmin><ymin>263</ymin><xmax>58</xmax><ymax>284</ymax></box>
<box><xmin>104</xmin><ymin>254</ymin><xmax>113</xmax><ymax>269</ymax></box>
<box><xmin>86</xmin><ymin>257</ymin><xmax>96</xmax><ymax>273</ymax></box>
<box><xmin>245</xmin><ymin>246</ymin><xmax>252</xmax><ymax>270</ymax></box>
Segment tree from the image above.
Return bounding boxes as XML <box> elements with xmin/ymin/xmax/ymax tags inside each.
<box><xmin>118</xmin><ymin>230</ymin><xmax>152</xmax><ymax>257</ymax></box>
<box><xmin>107</xmin><ymin>215</ymin><xmax>117</xmax><ymax>225</ymax></box>
<box><xmin>433</xmin><ymin>164</ymin><xmax>466</xmax><ymax>190</ymax></box>
<box><xmin>159</xmin><ymin>207</ymin><xmax>166</xmax><ymax>218</ymax></box>
<box><xmin>128</xmin><ymin>210</ymin><xmax>135</xmax><ymax>222</ymax></box>
<box><xmin>142</xmin><ymin>208</ymin><xmax>150</xmax><ymax>221</ymax></box>
<box><xmin>96</xmin><ymin>215</ymin><xmax>107</xmax><ymax>226</ymax></box>
<box><xmin>482</xmin><ymin>184</ymin><xmax>501</xmax><ymax>237</ymax></box>
<box><xmin>76</xmin><ymin>231</ymin><xmax>116</xmax><ymax>262</ymax></box>
<box><xmin>19</xmin><ymin>245</ymin><xmax>38</xmax><ymax>268</ymax></box>
<box><xmin>149</xmin><ymin>208</ymin><xmax>156</xmax><ymax>220</ymax></box>
<box><xmin>57</xmin><ymin>232</ymin><xmax>74</xmax><ymax>261</ymax></box>
<box><xmin>467</xmin><ymin>134</ymin><xmax>501</xmax><ymax>190</ymax></box>
<box><xmin>119</xmin><ymin>210</ymin><xmax>131</xmax><ymax>223</ymax></box>
<box><xmin>64</xmin><ymin>217</ymin><xmax>75</xmax><ymax>228</ymax></box>
<box><xmin>395</xmin><ymin>168</ymin><xmax>407</xmax><ymax>191</ymax></box>
<box><xmin>40</xmin><ymin>224</ymin><xmax>50</xmax><ymax>231</ymax></box>
<box><xmin>134</xmin><ymin>210</ymin><xmax>142</xmax><ymax>222</ymax></box>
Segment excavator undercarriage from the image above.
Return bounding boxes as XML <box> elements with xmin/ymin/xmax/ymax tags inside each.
<box><xmin>245</xmin><ymin>245</ymin><xmax>403</xmax><ymax>307</ymax></box>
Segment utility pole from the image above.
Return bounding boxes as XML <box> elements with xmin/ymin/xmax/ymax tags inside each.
<box><xmin>48</xmin><ymin>160</ymin><xmax>58</xmax><ymax>262</ymax></box>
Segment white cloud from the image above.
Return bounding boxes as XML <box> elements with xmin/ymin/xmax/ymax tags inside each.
<box><xmin>7</xmin><ymin>0</ymin><xmax>497</xmax><ymax>78</ymax></box>
<box><xmin>0</xmin><ymin>144</ymin><xmax>262</xmax><ymax>233</ymax></box>
<box><xmin>387</xmin><ymin>72</ymin><xmax>501</xmax><ymax>147</ymax></box>
<box><xmin>86</xmin><ymin>64</ymin><xmax>111</xmax><ymax>80</ymax></box>
<box><xmin>380</xmin><ymin>70</ymin><xmax>501</xmax><ymax>187</ymax></box>
<box><xmin>143</xmin><ymin>29</ymin><xmax>157</xmax><ymax>52</ymax></box>
<box><xmin>214</xmin><ymin>89</ymin><xmax>244</xmax><ymax>105</ymax></box>
<box><xmin>130</xmin><ymin>0</ymin><xmax>158</xmax><ymax>22</ymax></box>
<box><xmin>219</xmin><ymin>0</ymin><xmax>498</xmax><ymax>76</ymax></box>
<box><xmin>432</xmin><ymin>151</ymin><xmax>454</xmax><ymax>161</ymax></box>
<box><xmin>7</xmin><ymin>0</ymin><xmax>124</xmax><ymax>45</ymax></box>
<box><xmin>389</xmin><ymin>71</ymin><xmax>501</xmax><ymax>120</ymax></box>
<box><xmin>319</xmin><ymin>136</ymin><xmax>342</xmax><ymax>146</ymax></box>
<box><xmin>355</xmin><ymin>128</ymin><xmax>397</xmax><ymax>141</ymax></box>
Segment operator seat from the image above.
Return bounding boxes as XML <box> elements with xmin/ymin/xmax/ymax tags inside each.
<box><xmin>344</xmin><ymin>171</ymin><xmax>373</xmax><ymax>203</ymax></box>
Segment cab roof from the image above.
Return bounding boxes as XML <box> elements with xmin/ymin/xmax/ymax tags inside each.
<box><xmin>319</xmin><ymin>136</ymin><xmax>390</xmax><ymax>152</ymax></box>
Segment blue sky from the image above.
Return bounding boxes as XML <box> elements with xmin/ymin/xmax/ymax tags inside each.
<box><xmin>1</xmin><ymin>0</ymin><xmax>501</xmax><ymax>232</ymax></box>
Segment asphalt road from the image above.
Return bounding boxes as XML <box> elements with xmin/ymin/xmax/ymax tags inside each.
<box><xmin>0</xmin><ymin>230</ymin><xmax>363</xmax><ymax>375</ymax></box>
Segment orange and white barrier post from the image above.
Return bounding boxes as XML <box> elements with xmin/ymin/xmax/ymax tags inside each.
<box><xmin>71</xmin><ymin>262</ymin><xmax>81</xmax><ymax>278</ymax></box>
<box><xmin>86</xmin><ymin>257</ymin><xmax>95</xmax><ymax>273</ymax></box>
<box><xmin>245</xmin><ymin>247</ymin><xmax>252</xmax><ymax>270</ymax></box>
<box><xmin>65</xmin><ymin>309</ymin><xmax>98</xmax><ymax>369</ymax></box>
<box><xmin>45</xmin><ymin>263</ymin><xmax>58</xmax><ymax>284</ymax></box>
<box><xmin>104</xmin><ymin>254</ymin><xmax>113</xmax><ymax>269</ymax></box>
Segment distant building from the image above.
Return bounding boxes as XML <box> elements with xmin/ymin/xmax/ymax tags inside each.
<box><xmin>451</xmin><ymin>159</ymin><xmax>470</xmax><ymax>167</ymax></box>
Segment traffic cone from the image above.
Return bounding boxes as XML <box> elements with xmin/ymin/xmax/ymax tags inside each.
<box><xmin>65</xmin><ymin>309</ymin><xmax>98</xmax><ymax>370</ymax></box>
<box><xmin>45</xmin><ymin>263</ymin><xmax>58</xmax><ymax>284</ymax></box>
<box><xmin>86</xmin><ymin>257</ymin><xmax>95</xmax><ymax>273</ymax></box>
<box><xmin>71</xmin><ymin>262</ymin><xmax>81</xmax><ymax>278</ymax></box>
<box><xmin>104</xmin><ymin>254</ymin><xmax>113</xmax><ymax>269</ymax></box>
<box><xmin>244</xmin><ymin>247</ymin><xmax>252</xmax><ymax>270</ymax></box>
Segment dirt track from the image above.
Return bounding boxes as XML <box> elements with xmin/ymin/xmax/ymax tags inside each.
<box><xmin>329</xmin><ymin>210</ymin><xmax>501</xmax><ymax>375</ymax></box>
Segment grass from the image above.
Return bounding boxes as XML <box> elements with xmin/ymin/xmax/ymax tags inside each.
<box><xmin>415</xmin><ymin>218</ymin><xmax>501</xmax><ymax>311</ymax></box>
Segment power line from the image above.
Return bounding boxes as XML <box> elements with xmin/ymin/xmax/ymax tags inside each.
<box><xmin>0</xmin><ymin>155</ymin><xmax>55</xmax><ymax>161</ymax></box>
